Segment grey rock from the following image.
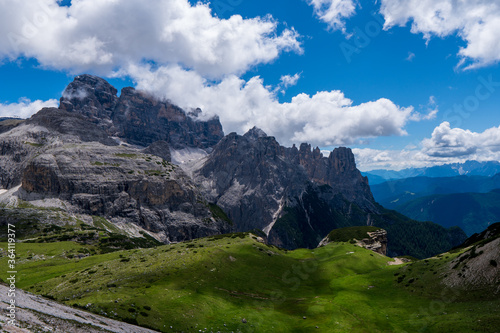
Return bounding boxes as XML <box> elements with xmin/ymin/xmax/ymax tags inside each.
<box><xmin>60</xmin><ymin>74</ymin><xmax>224</xmax><ymax>149</ymax></box>
<box><xmin>20</xmin><ymin>143</ymin><xmax>230</xmax><ymax>242</ymax></box>
<box><xmin>142</xmin><ymin>140</ymin><xmax>172</xmax><ymax>162</ymax></box>
<box><xmin>194</xmin><ymin>128</ymin><xmax>379</xmax><ymax>249</ymax></box>
<box><xmin>26</xmin><ymin>108</ymin><xmax>118</xmax><ymax>146</ymax></box>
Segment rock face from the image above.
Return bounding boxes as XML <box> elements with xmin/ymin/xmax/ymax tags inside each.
<box><xmin>60</xmin><ymin>74</ymin><xmax>224</xmax><ymax>149</ymax></box>
<box><xmin>359</xmin><ymin>229</ymin><xmax>388</xmax><ymax>255</ymax></box>
<box><xmin>195</xmin><ymin>128</ymin><xmax>310</xmax><ymax>234</ymax></box>
<box><xmin>195</xmin><ymin>127</ymin><xmax>380</xmax><ymax>249</ymax></box>
<box><xmin>59</xmin><ymin>74</ymin><xmax>118</xmax><ymax>124</ymax></box>
<box><xmin>0</xmin><ymin>75</ymin><xmax>229</xmax><ymax>243</ymax></box>
<box><xmin>26</xmin><ymin>108</ymin><xmax>118</xmax><ymax>146</ymax></box>
<box><xmin>20</xmin><ymin>144</ymin><xmax>230</xmax><ymax>242</ymax></box>
<box><xmin>286</xmin><ymin>143</ymin><xmax>376</xmax><ymax>210</ymax></box>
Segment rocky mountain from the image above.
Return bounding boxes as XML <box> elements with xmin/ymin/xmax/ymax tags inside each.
<box><xmin>285</xmin><ymin>143</ymin><xmax>376</xmax><ymax>210</ymax></box>
<box><xmin>60</xmin><ymin>74</ymin><xmax>224</xmax><ymax>149</ymax></box>
<box><xmin>193</xmin><ymin>127</ymin><xmax>466</xmax><ymax>255</ymax></box>
<box><xmin>0</xmin><ymin>75</ymin><xmax>467</xmax><ymax>258</ymax></box>
<box><xmin>0</xmin><ymin>76</ymin><xmax>230</xmax><ymax>243</ymax></box>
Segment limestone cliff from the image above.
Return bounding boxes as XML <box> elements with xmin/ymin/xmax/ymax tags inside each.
<box><xmin>59</xmin><ymin>74</ymin><xmax>224</xmax><ymax>149</ymax></box>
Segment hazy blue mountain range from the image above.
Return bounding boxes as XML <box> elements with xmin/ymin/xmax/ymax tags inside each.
<box><xmin>371</xmin><ymin>174</ymin><xmax>500</xmax><ymax>209</ymax></box>
<box><xmin>363</xmin><ymin>160</ymin><xmax>500</xmax><ymax>184</ymax></box>
<box><xmin>396</xmin><ymin>190</ymin><xmax>500</xmax><ymax>236</ymax></box>
<box><xmin>370</xmin><ymin>174</ymin><xmax>500</xmax><ymax>236</ymax></box>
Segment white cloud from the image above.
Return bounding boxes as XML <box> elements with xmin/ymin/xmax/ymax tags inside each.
<box><xmin>354</xmin><ymin>122</ymin><xmax>500</xmax><ymax>171</ymax></box>
<box><xmin>0</xmin><ymin>0</ymin><xmax>432</xmax><ymax>149</ymax></box>
<box><xmin>307</xmin><ymin>0</ymin><xmax>358</xmax><ymax>31</ymax></box>
<box><xmin>353</xmin><ymin>148</ymin><xmax>423</xmax><ymax>171</ymax></box>
<box><xmin>125</xmin><ymin>63</ymin><xmax>419</xmax><ymax>147</ymax></box>
<box><xmin>0</xmin><ymin>98</ymin><xmax>58</xmax><ymax>119</ymax></box>
<box><xmin>380</xmin><ymin>0</ymin><xmax>500</xmax><ymax>69</ymax></box>
<box><xmin>422</xmin><ymin>121</ymin><xmax>500</xmax><ymax>158</ymax></box>
<box><xmin>0</xmin><ymin>0</ymin><xmax>302</xmax><ymax>78</ymax></box>
<box><xmin>279</xmin><ymin>73</ymin><xmax>301</xmax><ymax>89</ymax></box>
<box><xmin>406</xmin><ymin>52</ymin><xmax>415</xmax><ymax>61</ymax></box>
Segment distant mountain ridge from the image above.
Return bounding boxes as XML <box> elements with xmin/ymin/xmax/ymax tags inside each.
<box><xmin>371</xmin><ymin>174</ymin><xmax>500</xmax><ymax>209</ymax></box>
<box><xmin>363</xmin><ymin>160</ymin><xmax>500</xmax><ymax>184</ymax></box>
<box><xmin>395</xmin><ymin>190</ymin><xmax>500</xmax><ymax>236</ymax></box>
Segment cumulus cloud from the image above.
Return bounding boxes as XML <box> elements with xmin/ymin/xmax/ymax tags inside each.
<box><xmin>422</xmin><ymin>121</ymin><xmax>500</xmax><ymax>158</ymax></box>
<box><xmin>380</xmin><ymin>0</ymin><xmax>500</xmax><ymax>69</ymax></box>
<box><xmin>355</xmin><ymin>122</ymin><xmax>500</xmax><ymax>171</ymax></box>
<box><xmin>354</xmin><ymin>148</ymin><xmax>422</xmax><ymax>171</ymax></box>
<box><xmin>0</xmin><ymin>0</ymin><xmax>429</xmax><ymax>148</ymax></box>
<box><xmin>279</xmin><ymin>73</ymin><xmax>301</xmax><ymax>89</ymax></box>
<box><xmin>0</xmin><ymin>0</ymin><xmax>302</xmax><ymax>77</ymax></box>
<box><xmin>0</xmin><ymin>98</ymin><xmax>58</xmax><ymax>119</ymax></box>
<box><xmin>307</xmin><ymin>0</ymin><xmax>358</xmax><ymax>31</ymax></box>
<box><xmin>124</xmin><ymin>63</ymin><xmax>418</xmax><ymax>147</ymax></box>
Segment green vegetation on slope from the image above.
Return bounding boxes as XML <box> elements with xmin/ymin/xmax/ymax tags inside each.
<box><xmin>0</xmin><ymin>207</ymin><xmax>162</xmax><ymax>254</ymax></box>
<box><xmin>395</xmin><ymin>189</ymin><xmax>500</xmax><ymax>236</ymax></box>
<box><xmin>269</xmin><ymin>187</ymin><xmax>466</xmax><ymax>258</ymax></box>
<box><xmin>326</xmin><ymin>226</ymin><xmax>382</xmax><ymax>243</ymax></box>
<box><xmin>1</xmin><ymin>233</ymin><xmax>498</xmax><ymax>332</ymax></box>
<box><xmin>372</xmin><ymin>208</ymin><xmax>467</xmax><ymax>259</ymax></box>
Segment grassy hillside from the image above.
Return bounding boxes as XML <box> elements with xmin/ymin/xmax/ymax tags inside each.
<box><xmin>325</xmin><ymin>226</ymin><xmax>382</xmax><ymax>243</ymax></box>
<box><xmin>1</xmin><ymin>232</ymin><xmax>498</xmax><ymax>332</ymax></box>
<box><xmin>395</xmin><ymin>190</ymin><xmax>500</xmax><ymax>236</ymax></box>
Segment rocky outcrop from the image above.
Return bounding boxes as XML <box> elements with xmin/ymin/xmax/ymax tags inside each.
<box><xmin>26</xmin><ymin>108</ymin><xmax>118</xmax><ymax>146</ymax></box>
<box><xmin>0</xmin><ymin>118</ymin><xmax>25</xmax><ymax>134</ymax></box>
<box><xmin>286</xmin><ymin>143</ymin><xmax>376</xmax><ymax>210</ymax></box>
<box><xmin>20</xmin><ymin>144</ymin><xmax>230</xmax><ymax>242</ymax></box>
<box><xmin>59</xmin><ymin>74</ymin><xmax>224</xmax><ymax>149</ymax></box>
<box><xmin>195</xmin><ymin>129</ymin><xmax>310</xmax><ymax>233</ymax></box>
<box><xmin>318</xmin><ymin>228</ymin><xmax>388</xmax><ymax>255</ymax></box>
<box><xmin>195</xmin><ymin>128</ymin><xmax>379</xmax><ymax>249</ymax></box>
<box><xmin>142</xmin><ymin>140</ymin><xmax>172</xmax><ymax>162</ymax></box>
<box><xmin>359</xmin><ymin>229</ymin><xmax>388</xmax><ymax>255</ymax></box>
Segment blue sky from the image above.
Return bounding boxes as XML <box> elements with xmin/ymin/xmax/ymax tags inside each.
<box><xmin>1</xmin><ymin>0</ymin><xmax>500</xmax><ymax>170</ymax></box>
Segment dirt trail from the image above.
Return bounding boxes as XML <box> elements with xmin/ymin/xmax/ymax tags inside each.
<box><xmin>387</xmin><ymin>258</ymin><xmax>405</xmax><ymax>265</ymax></box>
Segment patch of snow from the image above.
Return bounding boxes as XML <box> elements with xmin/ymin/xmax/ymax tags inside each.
<box><xmin>0</xmin><ymin>189</ymin><xmax>7</xmax><ymax>195</ymax></box>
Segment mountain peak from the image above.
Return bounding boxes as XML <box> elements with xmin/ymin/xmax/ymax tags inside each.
<box><xmin>243</xmin><ymin>126</ymin><xmax>267</xmax><ymax>140</ymax></box>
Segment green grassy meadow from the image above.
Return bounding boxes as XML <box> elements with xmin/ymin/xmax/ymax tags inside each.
<box><xmin>1</xmin><ymin>231</ymin><xmax>498</xmax><ymax>332</ymax></box>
